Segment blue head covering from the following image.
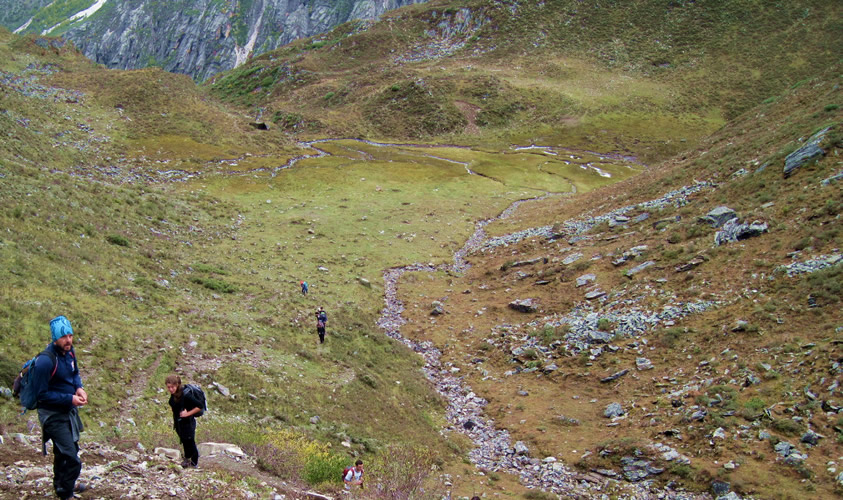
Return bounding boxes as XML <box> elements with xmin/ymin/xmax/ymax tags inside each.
<box><xmin>50</xmin><ymin>315</ymin><xmax>73</xmax><ymax>342</ymax></box>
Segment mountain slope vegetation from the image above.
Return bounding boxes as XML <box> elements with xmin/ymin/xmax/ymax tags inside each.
<box><xmin>209</xmin><ymin>0</ymin><xmax>840</xmax><ymax>161</ymax></box>
<box><xmin>0</xmin><ymin>0</ymin><xmax>841</xmax><ymax>498</ymax></box>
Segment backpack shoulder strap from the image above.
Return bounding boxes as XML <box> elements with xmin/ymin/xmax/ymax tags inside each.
<box><xmin>40</xmin><ymin>349</ymin><xmax>58</xmax><ymax>378</ymax></box>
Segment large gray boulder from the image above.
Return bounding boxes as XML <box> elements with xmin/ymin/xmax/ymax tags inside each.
<box><xmin>715</xmin><ymin>219</ymin><xmax>768</xmax><ymax>245</ymax></box>
<box><xmin>604</xmin><ymin>402</ymin><xmax>625</xmax><ymax>418</ymax></box>
<box><xmin>700</xmin><ymin>206</ymin><xmax>738</xmax><ymax>228</ymax></box>
<box><xmin>509</xmin><ymin>299</ymin><xmax>537</xmax><ymax>313</ymax></box>
<box><xmin>784</xmin><ymin>127</ymin><xmax>830</xmax><ymax>178</ymax></box>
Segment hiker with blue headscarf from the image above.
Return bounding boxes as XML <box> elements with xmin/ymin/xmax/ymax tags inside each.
<box><xmin>32</xmin><ymin>315</ymin><xmax>89</xmax><ymax>499</ymax></box>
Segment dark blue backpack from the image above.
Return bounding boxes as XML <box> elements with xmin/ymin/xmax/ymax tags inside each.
<box><xmin>183</xmin><ymin>384</ymin><xmax>207</xmax><ymax>417</ymax></box>
<box><xmin>14</xmin><ymin>349</ymin><xmax>58</xmax><ymax>411</ymax></box>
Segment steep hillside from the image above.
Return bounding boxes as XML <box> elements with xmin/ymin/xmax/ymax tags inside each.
<box><xmin>0</xmin><ymin>28</ymin><xmax>460</xmax><ymax>498</ymax></box>
<box><xmin>2</xmin><ymin>0</ymin><xmax>429</xmax><ymax>81</ymax></box>
<box><xmin>210</xmin><ymin>0</ymin><xmax>840</xmax><ymax>163</ymax></box>
<box><xmin>392</xmin><ymin>65</ymin><xmax>842</xmax><ymax>498</ymax></box>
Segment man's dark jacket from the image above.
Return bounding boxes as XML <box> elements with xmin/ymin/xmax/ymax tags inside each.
<box><xmin>33</xmin><ymin>343</ymin><xmax>83</xmax><ymax>410</ymax></box>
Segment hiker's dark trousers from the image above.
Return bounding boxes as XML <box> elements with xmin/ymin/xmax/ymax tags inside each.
<box><xmin>43</xmin><ymin>413</ymin><xmax>82</xmax><ymax>499</ymax></box>
<box><xmin>177</xmin><ymin>418</ymin><xmax>199</xmax><ymax>466</ymax></box>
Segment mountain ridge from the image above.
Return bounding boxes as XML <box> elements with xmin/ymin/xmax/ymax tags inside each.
<box><xmin>3</xmin><ymin>0</ymin><xmax>429</xmax><ymax>81</ymax></box>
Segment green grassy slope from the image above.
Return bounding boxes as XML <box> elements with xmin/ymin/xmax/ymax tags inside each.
<box><xmin>0</xmin><ymin>29</ymin><xmax>461</xmax><ymax>494</ymax></box>
<box><xmin>208</xmin><ymin>0</ymin><xmax>840</xmax><ymax>162</ymax></box>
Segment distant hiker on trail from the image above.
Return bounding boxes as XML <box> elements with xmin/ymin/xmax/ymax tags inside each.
<box><xmin>34</xmin><ymin>315</ymin><xmax>89</xmax><ymax>500</ymax></box>
<box><xmin>316</xmin><ymin>306</ymin><xmax>327</xmax><ymax>325</ymax></box>
<box><xmin>343</xmin><ymin>459</ymin><xmax>364</xmax><ymax>491</ymax></box>
<box><xmin>316</xmin><ymin>311</ymin><xmax>326</xmax><ymax>344</ymax></box>
<box><xmin>165</xmin><ymin>374</ymin><xmax>202</xmax><ymax>468</ymax></box>
<box><xmin>301</xmin><ymin>280</ymin><xmax>309</xmax><ymax>295</ymax></box>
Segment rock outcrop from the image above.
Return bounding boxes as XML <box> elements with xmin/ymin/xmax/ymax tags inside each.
<box><xmin>9</xmin><ymin>0</ymin><xmax>428</xmax><ymax>81</ymax></box>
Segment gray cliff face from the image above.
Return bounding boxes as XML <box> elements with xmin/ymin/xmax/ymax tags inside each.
<box><xmin>0</xmin><ymin>0</ymin><xmax>52</xmax><ymax>32</ymax></box>
<box><xmin>12</xmin><ymin>0</ymin><xmax>425</xmax><ymax>81</ymax></box>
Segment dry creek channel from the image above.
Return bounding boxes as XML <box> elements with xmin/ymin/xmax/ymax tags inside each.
<box><xmin>292</xmin><ymin>140</ymin><xmax>704</xmax><ymax>499</ymax></box>
<box><xmin>178</xmin><ymin>138</ymin><xmax>701</xmax><ymax>498</ymax></box>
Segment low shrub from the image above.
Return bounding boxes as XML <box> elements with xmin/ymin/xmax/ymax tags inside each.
<box><xmin>106</xmin><ymin>234</ymin><xmax>130</xmax><ymax>247</ymax></box>
<box><xmin>190</xmin><ymin>276</ymin><xmax>236</xmax><ymax>293</ymax></box>
<box><xmin>771</xmin><ymin>418</ymin><xmax>805</xmax><ymax>437</ymax></box>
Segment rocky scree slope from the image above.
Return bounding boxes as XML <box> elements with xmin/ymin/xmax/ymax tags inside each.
<box><xmin>388</xmin><ymin>68</ymin><xmax>842</xmax><ymax>498</ymax></box>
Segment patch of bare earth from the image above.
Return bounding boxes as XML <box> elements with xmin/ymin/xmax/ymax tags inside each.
<box><xmin>454</xmin><ymin>100</ymin><xmax>481</xmax><ymax>135</ymax></box>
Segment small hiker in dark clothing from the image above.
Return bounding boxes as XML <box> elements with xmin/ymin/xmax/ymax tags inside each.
<box><xmin>316</xmin><ymin>316</ymin><xmax>326</xmax><ymax>344</ymax></box>
<box><xmin>300</xmin><ymin>281</ymin><xmax>308</xmax><ymax>295</ymax></box>
<box><xmin>315</xmin><ymin>307</ymin><xmax>327</xmax><ymax>343</ymax></box>
<box><xmin>165</xmin><ymin>374</ymin><xmax>201</xmax><ymax>468</ymax></box>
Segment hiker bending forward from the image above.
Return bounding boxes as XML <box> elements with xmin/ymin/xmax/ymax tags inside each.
<box><xmin>34</xmin><ymin>315</ymin><xmax>88</xmax><ymax>500</ymax></box>
<box><xmin>344</xmin><ymin>459</ymin><xmax>364</xmax><ymax>490</ymax></box>
<box><xmin>165</xmin><ymin>374</ymin><xmax>201</xmax><ymax>467</ymax></box>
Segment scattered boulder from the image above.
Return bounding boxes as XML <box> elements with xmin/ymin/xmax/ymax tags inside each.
<box><xmin>711</xmin><ymin>480</ymin><xmax>731</xmax><ymax>497</ymax></box>
<box><xmin>714</xmin><ymin>219</ymin><xmax>768</xmax><ymax>245</ymax></box>
<box><xmin>608</xmin><ymin>215</ymin><xmax>630</xmax><ymax>227</ymax></box>
<box><xmin>604</xmin><ymin>402</ymin><xmax>625</xmax><ymax>418</ymax></box>
<box><xmin>357</xmin><ymin>277</ymin><xmax>371</xmax><ymax>287</ymax></box>
<box><xmin>625</xmin><ymin>261</ymin><xmax>655</xmax><ymax>277</ymax></box>
<box><xmin>675</xmin><ymin>256</ymin><xmax>705</xmax><ymax>272</ymax></box>
<box><xmin>513</xmin><ymin>441</ymin><xmax>530</xmax><ymax>455</ymax></box>
<box><xmin>821</xmin><ymin>171</ymin><xmax>843</xmax><ymax>185</ymax></box>
<box><xmin>508</xmin><ymin>299</ymin><xmax>537</xmax><ymax>313</ymax></box>
<box><xmin>198</xmin><ymin>442</ymin><xmax>246</xmax><ymax>458</ymax></box>
<box><xmin>612</xmin><ymin>245</ymin><xmax>649</xmax><ymax>266</ymax></box>
<box><xmin>774</xmin><ymin>441</ymin><xmax>794</xmax><ymax>457</ymax></box>
<box><xmin>431</xmin><ymin>301</ymin><xmax>445</xmax><ymax>316</ymax></box>
<box><xmin>620</xmin><ymin>456</ymin><xmax>663</xmax><ymax>482</ymax></box>
<box><xmin>562</xmin><ymin>252</ymin><xmax>583</xmax><ymax>265</ymax></box>
<box><xmin>801</xmin><ymin>430</ymin><xmax>821</xmax><ymax>446</ymax></box>
<box><xmin>212</xmin><ymin>381</ymin><xmax>230</xmax><ymax>397</ymax></box>
<box><xmin>588</xmin><ymin>330</ymin><xmax>613</xmax><ymax>344</ymax></box>
<box><xmin>783</xmin><ymin>126</ymin><xmax>830</xmax><ymax>178</ymax></box>
<box><xmin>154</xmin><ymin>447</ymin><xmax>181</xmax><ymax>460</ymax></box>
<box><xmin>601</xmin><ymin>369</ymin><xmax>629</xmax><ymax>383</ymax></box>
<box><xmin>636</xmin><ymin>358</ymin><xmax>654</xmax><ymax>371</ymax></box>
<box><xmin>632</xmin><ymin>212</ymin><xmax>650</xmax><ymax>224</ymax></box>
<box><xmin>732</xmin><ymin>320</ymin><xmax>749</xmax><ymax>332</ymax></box>
<box><xmin>585</xmin><ymin>290</ymin><xmax>607</xmax><ymax>300</ymax></box>
<box><xmin>689</xmin><ymin>409</ymin><xmax>707</xmax><ymax>421</ymax></box>
<box><xmin>576</xmin><ymin>274</ymin><xmax>597</xmax><ymax>287</ymax></box>
<box><xmin>700</xmin><ymin>207</ymin><xmax>738</xmax><ymax>228</ymax></box>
